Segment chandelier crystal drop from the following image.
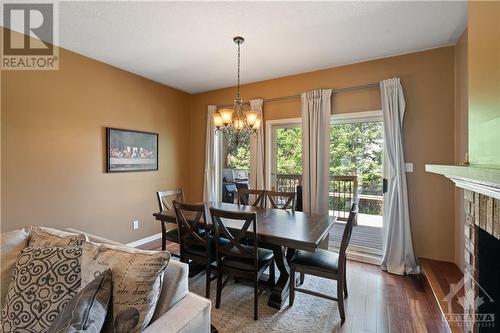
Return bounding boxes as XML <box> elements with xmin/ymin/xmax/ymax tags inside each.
<box><xmin>213</xmin><ymin>36</ymin><xmax>260</xmax><ymax>137</ymax></box>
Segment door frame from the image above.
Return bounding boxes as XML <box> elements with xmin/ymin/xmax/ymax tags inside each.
<box><xmin>265</xmin><ymin>118</ymin><xmax>301</xmax><ymax>191</ymax></box>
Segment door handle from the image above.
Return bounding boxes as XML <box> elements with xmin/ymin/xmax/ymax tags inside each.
<box><xmin>383</xmin><ymin>178</ymin><xmax>388</xmax><ymax>193</ymax></box>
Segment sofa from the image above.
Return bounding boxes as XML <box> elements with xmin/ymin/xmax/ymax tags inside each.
<box><xmin>1</xmin><ymin>228</ymin><xmax>212</xmax><ymax>333</ymax></box>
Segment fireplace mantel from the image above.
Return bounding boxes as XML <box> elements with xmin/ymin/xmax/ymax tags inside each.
<box><xmin>425</xmin><ymin>164</ymin><xmax>500</xmax><ymax>200</ymax></box>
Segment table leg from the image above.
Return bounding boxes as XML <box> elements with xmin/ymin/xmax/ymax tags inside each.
<box><xmin>268</xmin><ymin>245</ymin><xmax>295</xmax><ymax>309</ymax></box>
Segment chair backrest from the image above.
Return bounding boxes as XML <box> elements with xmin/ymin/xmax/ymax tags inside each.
<box><xmin>339</xmin><ymin>203</ymin><xmax>359</xmax><ymax>259</ymax></box>
<box><xmin>237</xmin><ymin>188</ymin><xmax>266</xmax><ymax>208</ymax></box>
<box><xmin>266</xmin><ymin>190</ymin><xmax>295</xmax><ymax>211</ymax></box>
<box><xmin>173</xmin><ymin>201</ymin><xmax>209</xmax><ymax>251</ymax></box>
<box><xmin>157</xmin><ymin>189</ymin><xmax>184</xmax><ymax>211</ymax></box>
<box><xmin>209</xmin><ymin>207</ymin><xmax>258</xmax><ymax>266</ymax></box>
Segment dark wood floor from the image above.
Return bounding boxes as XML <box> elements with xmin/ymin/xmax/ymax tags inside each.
<box><xmin>139</xmin><ymin>239</ymin><xmax>448</xmax><ymax>333</ymax></box>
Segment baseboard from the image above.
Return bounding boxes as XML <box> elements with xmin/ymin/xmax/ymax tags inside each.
<box><xmin>126</xmin><ymin>233</ymin><xmax>162</xmax><ymax>248</ymax></box>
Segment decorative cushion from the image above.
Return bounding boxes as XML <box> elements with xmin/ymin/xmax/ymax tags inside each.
<box><xmin>0</xmin><ymin>228</ymin><xmax>31</xmax><ymax>307</ymax></box>
<box><xmin>80</xmin><ymin>242</ymin><xmax>170</xmax><ymax>333</ymax></box>
<box><xmin>47</xmin><ymin>269</ymin><xmax>112</xmax><ymax>333</ymax></box>
<box><xmin>1</xmin><ymin>247</ymin><xmax>82</xmax><ymax>333</ymax></box>
<box><xmin>28</xmin><ymin>227</ymin><xmax>86</xmax><ymax>248</ymax></box>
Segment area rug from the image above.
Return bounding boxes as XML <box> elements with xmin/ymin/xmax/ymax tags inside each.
<box><xmin>189</xmin><ymin>273</ymin><xmax>341</xmax><ymax>333</ymax></box>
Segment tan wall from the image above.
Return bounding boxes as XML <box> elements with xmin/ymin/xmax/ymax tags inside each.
<box><xmin>188</xmin><ymin>47</ymin><xmax>457</xmax><ymax>262</ymax></box>
<box><xmin>468</xmin><ymin>1</ymin><xmax>500</xmax><ymax>166</ymax></box>
<box><xmin>1</xmin><ymin>46</ymin><xmax>191</xmax><ymax>243</ymax></box>
<box><xmin>454</xmin><ymin>30</ymin><xmax>468</xmax><ymax>270</ymax></box>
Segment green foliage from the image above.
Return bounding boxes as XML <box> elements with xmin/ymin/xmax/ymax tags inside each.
<box><xmin>225</xmin><ymin>131</ymin><xmax>250</xmax><ymax>170</ymax></box>
<box><xmin>330</xmin><ymin>122</ymin><xmax>383</xmax><ymax>195</ymax></box>
<box><xmin>275</xmin><ymin>127</ymin><xmax>303</xmax><ymax>174</ymax></box>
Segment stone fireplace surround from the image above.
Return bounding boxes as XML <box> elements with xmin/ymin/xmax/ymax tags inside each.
<box><xmin>426</xmin><ymin>165</ymin><xmax>500</xmax><ymax>332</ymax></box>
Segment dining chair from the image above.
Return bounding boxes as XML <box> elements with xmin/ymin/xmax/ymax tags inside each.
<box><xmin>236</xmin><ymin>188</ymin><xmax>266</xmax><ymax>208</ymax></box>
<box><xmin>157</xmin><ymin>189</ymin><xmax>184</xmax><ymax>255</ymax></box>
<box><xmin>173</xmin><ymin>201</ymin><xmax>216</xmax><ymax>298</ymax></box>
<box><xmin>266</xmin><ymin>190</ymin><xmax>296</xmax><ymax>211</ymax></box>
<box><xmin>209</xmin><ymin>207</ymin><xmax>275</xmax><ymax>320</ymax></box>
<box><xmin>289</xmin><ymin>203</ymin><xmax>359</xmax><ymax>324</ymax></box>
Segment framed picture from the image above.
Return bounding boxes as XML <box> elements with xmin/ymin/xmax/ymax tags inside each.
<box><xmin>106</xmin><ymin>128</ymin><xmax>158</xmax><ymax>172</ymax></box>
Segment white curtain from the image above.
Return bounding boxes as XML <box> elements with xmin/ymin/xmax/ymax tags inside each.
<box><xmin>203</xmin><ymin>105</ymin><xmax>219</xmax><ymax>202</ymax></box>
<box><xmin>301</xmin><ymin>89</ymin><xmax>332</xmax><ymax>214</ymax></box>
<box><xmin>380</xmin><ymin>78</ymin><xmax>419</xmax><ymax>275</ymax></box>
<box><xmin>250</xmin><ymin>99</ymin><xmax>265</xmax><ymax>190</ymax></box>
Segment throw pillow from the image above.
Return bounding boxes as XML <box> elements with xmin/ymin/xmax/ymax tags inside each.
<box><xmin>1</xmin><ymin>247</ymin><xmax>82</xmax><ymax>333</ymax></box>
<box><xmin>0</xmin><ymin>227</ymin><xmax>31</xmax><ymax>307</ymax></box>
<box><xmin>47</xmin><ymin>269</ymin><xmax>112</xmax><ymax>333</ymax></box>
<box><xmin>80</xmin><ymin>242</ymin><xmax>170</xmax><ymax>333</ymax></box>
<box><xmin>28</xmin><ymin>227</ymin><xmax>86</xmax><ymax>248</ymax></box>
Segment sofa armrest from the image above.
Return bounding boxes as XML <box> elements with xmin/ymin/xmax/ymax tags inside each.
<box><xmin>151</xmin><ymin>260</ymin><xmax>189</xmax><ymax>320</ymax></box>
<box><xmin>143</xmin><ymin>293</ymin><xmax>211</xmax><ymax>333</ymax></box>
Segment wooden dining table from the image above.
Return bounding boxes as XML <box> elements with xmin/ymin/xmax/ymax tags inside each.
<box><xmin>153</xmin><ymin>202</ymin><xmax>336</xmax><ymax>309</ymax></box>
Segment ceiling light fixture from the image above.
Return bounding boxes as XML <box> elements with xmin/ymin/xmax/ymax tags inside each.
<box><xmin>213</xmin><ymin>36</ymin><xmax>260</xmax><ymax>138</ymax></box>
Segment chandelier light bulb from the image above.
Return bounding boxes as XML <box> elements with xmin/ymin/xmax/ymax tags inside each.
<box><xmin>246</xmin><ymin>111</ymin><xmax>259</xmax><ymax>126</ymax></box>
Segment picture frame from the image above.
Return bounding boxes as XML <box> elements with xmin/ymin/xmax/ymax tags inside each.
<box><xmin>106</xmin><ymin>127</ymin><xmax>158</xmax><ymax>173</ymax></box>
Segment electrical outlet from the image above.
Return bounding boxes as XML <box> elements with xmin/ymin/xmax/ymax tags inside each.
<box><xmin>133</xmin><ymin>220</ymin><xmax>140</xmax><ymax>230</ymax></box>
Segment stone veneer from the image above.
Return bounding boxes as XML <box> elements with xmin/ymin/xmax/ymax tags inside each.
<box><xmin>463</xmin><ymin>190</ymin><xmax>500</xmax><ymax>333</ymax></box>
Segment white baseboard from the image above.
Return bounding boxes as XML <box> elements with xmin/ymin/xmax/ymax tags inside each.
<box><xmin>127</xmin><ymin>233</ymin><xmax>162</xmax><ymax>248</ymax></box>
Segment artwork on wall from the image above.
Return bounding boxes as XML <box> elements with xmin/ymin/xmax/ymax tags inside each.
<box><xmin>106</xmin><ymin>128</ymin><xmax>158</xmax><ymax>172</ymax></box>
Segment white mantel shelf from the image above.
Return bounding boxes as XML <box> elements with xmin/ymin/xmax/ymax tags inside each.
<box><xmin>425</xmin><ymin>164</ymin><xmax>500</xmax><ymax>200</ymax></box>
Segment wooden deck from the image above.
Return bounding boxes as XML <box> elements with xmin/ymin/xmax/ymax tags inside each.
<box><xmin>330</xmin><ymin>222</ymin><xmax>383</xmax><ymax>255</ymax></box>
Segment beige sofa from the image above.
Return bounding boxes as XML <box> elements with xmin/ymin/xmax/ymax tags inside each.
<box><xmin>1</xmin><ymin>228</ymin><xmax>212</xmax><ymax>333</ymax></box>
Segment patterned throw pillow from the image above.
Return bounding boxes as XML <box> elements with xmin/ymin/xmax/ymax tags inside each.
<box><xmin>28</xmin><ymin>227</ymin><xmax>86</xmax><ymax>248</ymax></box>
<box><xmin>47</xmin><ymin>269</ymin><xmax>112</xmax><ymax>333</ymax></box>
<box><xmin>0</xmin><ymin>227</ymin><xmax>31</xmax><ymax>307</ymax></box>
<box><xmin>80</xmin><ymin>242</ymin><xmax>170</xmax><ymax>333</ymax></box>
<box><xmin>1</xmin><ymin>247</ymin><xmax>82</xmax><ymax>333</ymax></box>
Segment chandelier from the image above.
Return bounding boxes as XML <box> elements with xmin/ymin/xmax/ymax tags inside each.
<box><xmin>213</xmin><ymin>36</ymin><xmax>261</xmax><ymax>136</ymax></box>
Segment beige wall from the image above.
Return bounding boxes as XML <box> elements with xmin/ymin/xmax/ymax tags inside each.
<box><xmin>188</xmin><ymin>47</ymin><xmax>457</xmax><ymax>262</ymax></box>
<box><xmin>468</xmin><ymin>1</ymin><xmax>500</xmax><ymax>166</ymax></box>
<box><xmin>1</xmin><ymin>46</ymin><xmax>191</xmax><ymax>243</ymax></box>
<box><xmin>454</xmin><ymin>30</ymin><xmax>468</xmax><ymax>270</ymax></box>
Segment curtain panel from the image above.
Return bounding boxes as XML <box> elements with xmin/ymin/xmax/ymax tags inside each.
<box><xmin>301</xmin><ymin>89</ymin><xmax>332</xmax><ymax>214</ymax></box>
<box><xmin>379</xmin><ymin>78</ymin><xmax>419</xmax><ymax>275</ymax></box>
<box><xmin>203</xmin><ymin>105</ymin><xmax>219</xmax><ymax>202</ymax></box>
<box><xmin>250</xmin><ymin>99</ymin><xmax>265</xmax><ymax>190</ymax></box>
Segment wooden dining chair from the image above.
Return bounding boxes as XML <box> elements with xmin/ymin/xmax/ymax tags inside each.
<box><xmin>173</xmin><ymin>201</ymin><xmax>216</xmax><ymax>298</ymax></box>
<box><xmin>289</xmin><ymin>203</ymin><xmax>359</xmax><ymax>324</ymax></box>
<box><xmin>236</xmin><ymin>188</ymin><xmax>266</xmax><ymax>208</ymax></box>
<box><xmin>209</xmin><ymin>207</ymin><xmax>275</xmax><ymax>320</ymax></box>
<box><xmin>157</xmin><ymin>189</ymin><xmax>184</xmax><ymax>254</ymax></box>
<box><xmin>266</xmin><ymin>190</ymin><xmax>296</xmax><ymax>211</ymax></box>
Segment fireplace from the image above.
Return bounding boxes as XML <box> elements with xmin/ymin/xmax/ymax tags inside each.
<box><xmin>463</xmin><ymin>190</ymin><xmax>500</xmax><ymax>332</ymax></box>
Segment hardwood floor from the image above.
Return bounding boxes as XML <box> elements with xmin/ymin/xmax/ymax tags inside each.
<box><xmin>138</xmin><ymin>239</ymin><xmax>448</xmax><ymax>333</ymax></box>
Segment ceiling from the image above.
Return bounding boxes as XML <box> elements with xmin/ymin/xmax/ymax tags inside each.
<box><xmin>51</xmin><ymin>1</ymin><xmax>467</xmax><ymax>93</ymax></box>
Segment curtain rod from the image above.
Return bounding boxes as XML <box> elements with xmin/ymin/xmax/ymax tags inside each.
<box><xmin>216</xmin><ymin>82</ymin><xmax>380</xmax><ymax>108</ymax></box>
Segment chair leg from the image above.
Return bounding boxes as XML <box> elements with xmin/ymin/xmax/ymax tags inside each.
<box><xmin>299</xmin><ymin>272</ymin><xmax>305</xmax><ymax>285</ymax></box>
<box><xmin>215</xmin><ymin>267</ymin><xmax>222</xmax><ymax>309</ymax></box>
<box><xmin>254</xmin><ymin>274</ymin><xmax>259</xmax><ymax>320</ymax></box>
<box><xmin>269</xmin><ymin>260</ymin><xmax>275</xmax><ymax>288</ymax></box>
<box><xmin>289</xmin><ymin>266</ymin><xmax>295</xmax><ymax>307</ymax></box>
<box><xmin>343</xmin><ymin>266</ymin><xmax>348</xmax><ymax>299</ymax></box>
<box><xmin>337</xmin><ymin>277</ymin><xmax>345</xmax><ymax>324</ymax></box>
<box><xmin>161</xmin><ymin>223</ymin><xmax>167</xmax><ymax>251</ymax></box>
<box><xmin>205</xmin><ymin>262</ymin><xmax>211</xmax><ymax>299</ymax></box>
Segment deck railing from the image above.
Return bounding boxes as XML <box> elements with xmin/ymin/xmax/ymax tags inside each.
<box><xmin>275</xmin><ymin>174</ymin><xmax>382</xmax><ymax>223</ymax></box>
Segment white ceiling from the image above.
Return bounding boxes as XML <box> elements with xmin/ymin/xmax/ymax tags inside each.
<box><xmin>54</xmin><ymin>1</ymin><xmax>467</xmax><ymax>93</ymax></box>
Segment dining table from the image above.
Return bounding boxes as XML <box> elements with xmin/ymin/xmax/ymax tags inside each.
<box><xmin>153</xmin><ymin>201</ymin><xmax>336</xmax><ymax>310</ymax></box>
